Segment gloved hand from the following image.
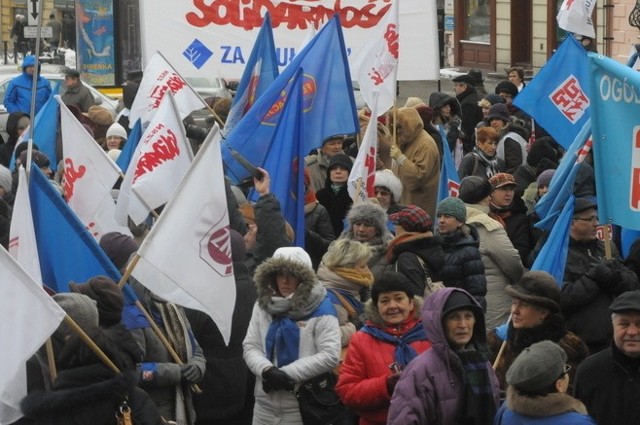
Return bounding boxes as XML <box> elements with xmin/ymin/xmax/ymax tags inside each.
<box><xmin>386</xmin><ymin>373</ymin><xmax>401</xmax><ymax>395</ymax></box>
<box><xmin>588</xmin><ymin>260</ymin><xmax>618</xmax><ymax>289</ymax></box>
<box><xmin>389</xmin><ymin>144</ymin><xmax>402</xmax><ymax>160</ymax></box>
<box><xmin>181</xmin><ymin>363</ymin><xmax>202</xmax><ymax>383</ymax></box>
<box><xmin>262</xmin><ymin>367</ymin><xmax>294</xmax><ymax>393</ymax></box>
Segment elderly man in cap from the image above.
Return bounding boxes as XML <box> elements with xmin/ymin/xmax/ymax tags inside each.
<box><xmin>61</xmin><ymin>67</ymin><xmax>95</xmax><ymax>113</ymax></box>
<box><xmin>561</xmin><ymin>197</ymin><xmax>639</xmax><ymax>354</ymax></box>
<box><xmin>574</xmin><ymin>290</ymin><xmax>640</xmax><ymax>425</ymax></box>
<box><xmin>452</xmin><ymin>74</ymin><xmax>484</xmax><ymax>153</ymax></box>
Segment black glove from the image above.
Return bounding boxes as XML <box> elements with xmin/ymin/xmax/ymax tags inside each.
<box><xmin>588</xmin><ymin>260</ymin><xmax>618</xmax><ymax>289</ymax></box>
<box><xmin>386</xmin><ymin>373</ymin><xmax>401</xmax><ymax>395</ymax></box>
<box><xmin>181</xmin><ymin>364</ymin><xmax>202</xmax><ymax>383</ymax></box>
<box><xmin>262</xmin><ymin>367</ymin><xmax>294</xmax><ymax>393</ymax></box>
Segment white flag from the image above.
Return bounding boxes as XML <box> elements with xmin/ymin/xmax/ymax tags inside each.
<box><xmin>56</xmin><ymin>96</ymin><xmax>131</xmax><ymax>240</ymax></box>
<box><xmin>115</xmin><ymin>92</ymin><xmax>194</xmax><ymax>226</ymax></box>
<box><xmin>128</xmin><ymin>51</ymin><xmax>207</xmax><ymax>128</ymax></box>
<box><xmin>557</xmin><ymin>0</ymin><xmax>596</xmax><ymax>38</ymax></box>
<box><xmin>0</xmin><ymin>246</ymin><xmax>66</xmax><ymax>389</ymax></box>
<box><xmin>351</xmin><ymin>0</ymin><xmax>399</xmax><ymax>115</ymax></box>
<box><xmin>131</xmin><ymin>125</ymin><xmax>236</xmax><ymax>344</ymax></box>
<box><xmin>348</xmin><ymin>104</ymin><xmax>379</xmax><ymax>203</ymax></box>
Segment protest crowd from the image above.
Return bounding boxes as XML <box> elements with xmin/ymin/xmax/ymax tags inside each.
<box><xmin>3</xmin><ymin>10</ymin><xmax>640</xmax><ymax>425</ymax></box>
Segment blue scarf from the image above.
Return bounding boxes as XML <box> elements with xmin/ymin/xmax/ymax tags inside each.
<box><xmin>360</xmin><ymin>321</ymin><xmax>427</xmax><ymax>367</ymax></box>
<box><xmin>326</xmin><ymin>288</ymin><xmax>364</xmax><ymax>315</ymax></box>
<box><xmin>265</xmin><ymin>296</ymin><xmax>336</xmax><ymax>367</ymax></box>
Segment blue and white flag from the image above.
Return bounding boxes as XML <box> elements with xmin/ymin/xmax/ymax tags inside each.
<box><xmin>514</xmin><ymin>36</ymin><xmax>590</xmax><ymax>149</ymax></box>
<box><xmin>437</xmin><ymin>126</ymin><xmax>460</xmax><ymax>203</ymax></box>
<box><xmin>589</xmin><ymin>53</ymin><xmax>640</xmax><ymax>230</ymax></box>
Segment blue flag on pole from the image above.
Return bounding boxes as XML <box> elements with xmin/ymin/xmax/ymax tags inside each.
<box><xmin>588</xmin><ymin>53</ymin><xmax>640</xmax><ymax>230</ymax></box>
<box><xmin>259</xmin><ymin>70</ymin><xmax>305</xmax><ymax>247</ymax></box>
<box><xmin>514</xmin><ymin>36</ymin><xmax>590</xmax><ymax>149</ymax></box>
<box><xmin>28</xmin><ymin>166</ymin><xmax>122</xmax><ymax>292</ymax></box>
<box><xmin>531</xmin><ymin>196</ymin><xmax>575</xmax><ymax>286</ymax></box>
<box><xmin>535</xmin><ymin>120</ymin><xmax>591</xmax><ymax>231</ymax></box>
<box><xmin>116</xmin><ymin>118</ymin><xmax>143</xmax><ymax>172</ymax></box>
<box><xmin>222</xmin><ymin>16</ymin><xmax>359</xmax><ymax>184</ymax></box>
<box><xmin>437</xmin><ymin>126</ymin><xmax>460</xmax><ymax>203</ymax></box>
<box><xmin>223</xmin><ymin>13</ymin><xmax>279</xmax><ymax>137</ymax></box>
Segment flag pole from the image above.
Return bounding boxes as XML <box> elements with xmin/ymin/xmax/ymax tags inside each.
<box><xmin>116</xmin><ymin>253</ymin><xmax>141</xmax><ymax>289</ymax></box>
<box><xmin>492</xmin><ymin>314</ymin><xmax>512</xmax><ymax>370</ymax></box>
<box><xmin>44</xmin><ymin>339</ymin><xmax>57</xmax><ymax>381</ymax></box>
<box><xmin>603</xmin><ymin>222</ymin><xmax>613</xmax><ymax>260</ymax></box>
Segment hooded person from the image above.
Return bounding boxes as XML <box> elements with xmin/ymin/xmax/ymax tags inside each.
<box><xmin>487</xmin><ymin>271</ymin><xmax>589</xmax><ymax>392</ymax></box>
<box><xmin>495</xmin><ymin>341</ymin><xmax>596</xmax><ymax>425</ymax></box>
<box><xmin>428</xmin><ymin>91</ymin><xmax>463</xmax><ymax>154</ymax></box>
<box><xmin>386</xmin><ymin>204</ymin><xmax>445</xmax><ymax>297</ymax></box>
<box><xmin>4</xmin><ymin>55</ymin><xmax>52</xmax><ymax>115</ymax></box>
<box><xmin>513</xmin><ymin>136</ymin><xmax>559</xmax><ymax>197</ymax></box>
<box><xmin>336</xmin><ymin>271</ymin><xmax>430</xmax><ymax>425</ymax></box>
<box><xmin>243</xmin><ymin>247</ymin><xmax>341</xmax><ymax>425</ymax></box>
<box><xmin>186</xmin><ymin>229</ymin><xmax>258</xmax><ymax>424</ymax></box>
<box><xmin>316</xmin><ymin>153</ymin><xmax>354</xmax><ymax>237</ymax></box>
<box><xmin>0</xmin><ymin>112</ymin><xmax>30</xmax><ymax>167</ymax></box>
<box><xmin>388</xmin><ymin>107</ymin><xmax>441</xmax><ymax>218</ymax></box>
<box><xmin>452</xmin><ymin>74</ymin><xmax>484</xmax><ymax>153</ymax></box>
<box><xmin>388</xmin><ymin>288</ymin><xmax>500</xmax><ymax>425</ymax></box>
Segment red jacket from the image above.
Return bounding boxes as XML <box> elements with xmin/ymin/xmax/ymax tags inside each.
<box><xmin>336</xmin><ymin>310</ymin><xmax>431</xmax><ymax>425</ymax></box>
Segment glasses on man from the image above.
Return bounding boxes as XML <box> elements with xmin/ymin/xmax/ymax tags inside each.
<box><xmin>573</xmin><ymin>215</ymin><xmax>598</xmax><ymax>223</ymax></box>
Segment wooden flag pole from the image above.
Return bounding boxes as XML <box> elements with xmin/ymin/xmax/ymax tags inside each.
<box><xmin>64</xmin><ymin>315</ymin><xmax>120</xmax><ymax>374</ymax></box>
<box><xmin>603</xmin><ymin>223</ymin><xmax>613</xmax><ymax>260</ymax></box>
<box><xmin>492</xmin><ymin>314</ymin><xmax>512</xmax><ymax>370</ymax></box>
<box><xmin>117</xmin><ymin>253</ymin><xmax>141</xmax><ymax>289</ymax></box>
<box><xmin>45</xmin><ymin>339</ymin><xmax>57</xmax><ymax>382</ymax></box>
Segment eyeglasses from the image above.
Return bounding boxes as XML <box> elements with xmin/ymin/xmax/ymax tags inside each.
<box><xmin>374</xmin><ymin>188</ymin><xmax>391</xmax><ymax>196</ymax></box>
<box><xmin>573</xmin><ymin>216</ymin><xmax>598</xmax><ymax>223</ymax></box>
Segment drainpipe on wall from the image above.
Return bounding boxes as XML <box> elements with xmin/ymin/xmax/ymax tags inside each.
<box><xmin>603</xmin><ymin>0</ymin><xmax>614</xmax><ymax>56</ymax></box>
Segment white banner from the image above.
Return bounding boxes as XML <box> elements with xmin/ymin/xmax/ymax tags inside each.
<box><xmin>139</xmin><ymin>0</ymin><xmax>438</xmax><ymax>81</ymax></box>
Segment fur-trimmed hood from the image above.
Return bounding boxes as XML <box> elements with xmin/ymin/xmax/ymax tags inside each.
<box><xmin>363</xmin><ymin>296</ymin><xmax>423</xmax><ymax>327</ymax></box>
<box><xmin>254</xmin><ymin>254</ymin><xmax>318</xmax><ymax>312</ymax></box>
<box><xmin>506</xmin><ymin>386</ymin><xmax>589</xmax><ymax>417</ymax></box>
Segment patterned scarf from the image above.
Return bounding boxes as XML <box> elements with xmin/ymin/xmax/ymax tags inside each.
<box><xmin>360</xmin><ymin>320</ymin><xmax>426</xmax><ymax>367</ymax></box>
<box><xmin>456</xmin><ymin>349</ymin><xmax>496</xmax><ymax>425</ymax></box>
<box><xmin>472</xmin><ymin>146</ymin><xmax>500</xmax><ymax>178</ymax></box>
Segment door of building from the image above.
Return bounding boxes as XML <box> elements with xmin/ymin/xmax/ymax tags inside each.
<box><xmin>510</xmin><ymin>1</ymin><xmax>532</xmax><ymax>68</ymax></box>
<box><xmin>455</xmin><ymin>0</ymin><xmax>495</xmax><ymax>69</ymax></box>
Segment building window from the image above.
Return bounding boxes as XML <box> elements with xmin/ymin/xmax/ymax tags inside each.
<box><xmin>465</xmin><ymin>0</ymin><xmax>491</xmax><ymax>43</ymax></box>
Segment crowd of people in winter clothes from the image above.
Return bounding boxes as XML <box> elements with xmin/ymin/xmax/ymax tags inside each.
<box><xmin>3</xmin><ymin>60</ymin><xmax>640</xmax><ymax>425</ymax></box>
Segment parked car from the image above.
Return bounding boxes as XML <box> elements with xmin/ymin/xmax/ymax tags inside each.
<box><xmin>184</xmin><ymin>76</ymin><xmax>233</xmax><ymax>100</ymax></box>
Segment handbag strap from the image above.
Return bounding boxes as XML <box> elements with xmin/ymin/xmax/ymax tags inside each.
<box><xmin>116</xmin><ymin>399</ymin><xmax>132</xmax><ymax>425</ymax></box>
<box><xmin>327</xmin><ymin>288</ymin><xmax>358</xmax><ymax>319</ymax></box>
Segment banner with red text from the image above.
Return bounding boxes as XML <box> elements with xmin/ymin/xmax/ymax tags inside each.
<box><xmin>139</xmin><ymin>0</ymin><xmax>438</xmax><ymax>81</ymax></box>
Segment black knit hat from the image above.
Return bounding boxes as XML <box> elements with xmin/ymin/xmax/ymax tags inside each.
<box><xmin>505</xmin><ymin>271</ymin><xmax>561</xmax><ymax>313</ymax></box>
<box><xmin>459</xmin><ymin>176</ymin><xmax>492</xmax><ymax>204</ymax></box>
<box><xmin>326</xmin><ymin>153</ymin><xmax>352</xmax><ymax>175</ymax></box>
<box><xmin>371</xmin><ymin>271</ymin><xmax>415</xmax><ymax>303</ymax></box>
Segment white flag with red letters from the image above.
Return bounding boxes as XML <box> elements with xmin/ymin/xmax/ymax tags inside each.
<box><xmin>115</xmin><ymin>92</ymin><xmax>194</xmax><ymax>226</ymax></box>
<box><xmin>131</xmin><ymin>125</ymin><xmax>236</xmax><ymax>344</ymax></box>
<box><xmin>128</xmin><ymin>51</ymin><xmax>207</xmax><ymax>128</ymax></box>
<box><xmin>557</xmin><ymin>0</ymin><xmax>596</xmax><ymax>38</ymax></box>
<box><xmin>348</xmin><ymin>104</ymin><xmax>379</xmax><ymax>203</ymax></box>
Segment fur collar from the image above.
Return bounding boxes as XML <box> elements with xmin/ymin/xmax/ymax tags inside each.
<box><xmin>506</xmin><ymin>386</ymin><xmax>588</xmax><ymax>417</ymax></box>
<box><xmin>254</xmin><ymin>255</ymin><xmax>318</xmax><ymax>312</ymax></box>
<box><xmin>364</xmin><ymin>296</ymin><xmax>423</xmax><ymax>327</ymax></box>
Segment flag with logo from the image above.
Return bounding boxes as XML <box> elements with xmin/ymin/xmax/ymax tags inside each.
<box><xmin>437</xmin><ymin>127</ymin><xmax>460</xmax><ymax>202</ymax></box>
<box><xmin>223</xmin><ymin>13</ymin><xmax>279</xmax><ymax>137</ymax></box>
<box><xmin>589</xmin><ymin>53</ymin><xmax>640</xmax><ymax>230</ymax></box>
<box><xmin>132</xmin><ymin>125</ymin><xmax>236</xmax><ymax>344</ymax></box>
<box><xmin>557</xmin><ymin>0</ymin><xmax>596</xmax><ymax>38</ymax></box>
<box><xmin>116</xmin><ymin>92</ymin><xmax>194</xmax><ymax>226</ymax></box>
<box><xmin>351</xmin><ymin>0</ymin><xmax>399</xmax><ymax>115</ymax></box>
<box><xmin>222</xmin><ymin>16</ymin><xmax>359</xmax><ymax>184</ymax></box>
<box><xmin>0</xmin><ymin>246</ymin><xmax>66</xmax><ymax>389</ymax></box>
<box><xmin>535</xmin><ymin>120</ymin><xmax>591</xmax><ymax>231</ymax></box>
<box><xmin>57</xmin><ymin>97</ymin><xmax>131</xmax><ymax>240</ymax></box>
<box><xmin>128</xmin><ymin>51</ymin><xmax>206</xmax><ymax>128</ymax></box>
<box><xmin>116</xmin><ymin>118</ymin><xmax>143</xmax><ymax>172</ymax></box>
<box><xmin>531</xmin><ymin>196</ymin><xmax>575</xmax><ymax>285</ymax></box>
<box><xmin>514</xmin><ymin>36</ymin><xmax>590</xmax><ymax>149</ymax></box>
<box><xmin>348</xmin><ymin>105</ymin><xmax>379</xmax><ymax>203</ymax></box>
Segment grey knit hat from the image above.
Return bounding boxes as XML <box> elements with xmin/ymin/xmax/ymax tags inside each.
<box><xmin>53</xmin><ymin>293</ymin><xmax>99</xmax><ymax>338</ymax></box>
<box><xmin>347</xmin><ymin>201</ymin><xmax>388</xmax><ymax>236</ymax></box>
<box><xmin>506</xmin><ymin>340</ymin><xmax>567</xmax><ymax>393</ymax></box>
<box><xmin>436</xmin><ymin>197</ymin><xmax>466</xmax><ymax>223</ymax></box>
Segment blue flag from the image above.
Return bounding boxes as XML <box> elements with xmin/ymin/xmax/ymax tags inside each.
<box><xmin>222</xmin><ymin>16</ymin><xmax>359</xmax><ymax>184</ymax></box>
<box><xmin>116</xmin><ymin>118</ymin><xmax>143</xmax><ymax>172</ymax></box>
<box><xmin>223</xmin><ymin>13</ymin><xmax>279</xmax><ymax>137</ymax></box>
<box><xmin>535</xmin><ymin>120</ymin><xmax>591</xmax><ymax>231</ymax></box>
<box><xmin>10</xmin><ymin>82</ymin><xmax>61</xmax><ymax>171</ymax></box>
<box><xmin>514</xmin><ymin>36</ymin><xmax>590</xmax><ymax>149</ymax></box>
<box><xmin>588</xmin><ymin>53</ymin><xmax>640</xmax><ymax>230</ymax></box>
<box><xmin>437</xmin><ymin>126</ymin><xmax>460</xmax><ymax>203</ymax></box>
<box><xmin>531</xmin><ymin>196</ymin><xmax>575</xmax><ymax>286</ymax></box>
<box><xmin>28</xmin><ymin>166</ymin><xmax>122</xmax><ymax>292</ymax></box>
<box><xmin>260</xmin><ymin>70</ymin><xmax>305</xmax><ymax>247</ymax></box>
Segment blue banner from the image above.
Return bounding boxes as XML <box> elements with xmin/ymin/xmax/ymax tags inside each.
<box><xmin>76</xmin><ymin>0</ymin><xmax>116</xmax><ymax>86</ymax></box>
<box><xmin>589</xmin><ymin>53</ymin><xmax>640</xmax><ymax>230</ymax></box>
<box><xmin>514</xmin><ymin>36</ymin><xmax>590</xmax><ymax>149</ymax></box>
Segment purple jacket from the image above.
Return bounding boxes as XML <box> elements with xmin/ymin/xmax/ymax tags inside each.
<box><xmin>387</xmin><ymin>288</ymin><xmax>500</xmax><ymax>425</ymax></box>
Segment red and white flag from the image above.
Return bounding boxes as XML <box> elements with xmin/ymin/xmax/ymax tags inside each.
<box><xmin>348</xmin><ymin>103</ymin><xmax>379</xmax><ymax>203</ymax></box>
<box><xmin>351</xmin><ymin>0</ymin><xmax>399</xmax><ymax>115</ymax></box>
<box><xmin>56</xmin><ymin>96</ymin><xmax>131</xmax><ymax>240</ymax></box>
<box><xmin>128</xmin><ymin>51</ymin><xmax>207</xmax><ymax>128</ymax></box>
<box><xmin>116</xmin><ymin>92</ymin><xmax>194</xmax><ymax>226</ymax></box>
<box><xmin>557</xmin><ymin>0</ymin><xmax>596</xmax><ymax>38</ymax></box>
<box><xmin>131</xmin><ymin>125</ymin><xmax>236</xmax><ymax>344</ymax></box>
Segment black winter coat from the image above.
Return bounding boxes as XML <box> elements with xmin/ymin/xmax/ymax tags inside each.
<box><xmin>491</xmin><ymin>198</ymin><xmax>534</xmax><ymax>268</ymax></box>
<box><xmin>316</xmin><ymin>184</ymin><xmax>352</xmax><ymax>237</ymax></box>
<box><xmin>456</xmin><ymin>87</ymin><xmax>483</xmax><ymax>153</ymax></box>
<box><xmin>185</xmin><ymin>260</ymin><xmax>257</xmax><ymax>422</ymax></box>
<box><xmin>304</xmin><ymin>201</ymin><xmax>336</xmax><ymax>270</ymax></box>
<box><xmin>434</xmin><ymin>228</ymin><xmax>487</xmax><ymax>310</ymax></box>
<box><xmin>387</xmin><ymin>233</ymin><xmax>445</xmax><ymax>296</ymax></box>
<box><xmin>561</xmin><ymin>238</ymin><xmax>639</xmax><ymax>353</ymax></box>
